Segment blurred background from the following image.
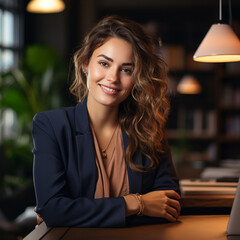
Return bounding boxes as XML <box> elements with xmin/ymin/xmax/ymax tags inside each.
<box><xmin>1</xmin><ymin>0</ymin><xmax>240</xmax><ymax>238</ymax></box>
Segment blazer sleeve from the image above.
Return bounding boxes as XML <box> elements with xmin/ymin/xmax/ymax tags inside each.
<box><xmin>32</xmin><ymin>112</ymin><xmax>126</xmax><ymax>227</ymax></box>
<box><xmin>126</xmin><ymin>145</ymin><xmax>180</xmax><ymax>227</ymax></box>
<box><xmin>126</xmin><ymin>143</ymin><xmax>180</xmax><ymax>227</ymax></box>
<box><xmin>152</xmin><ymin>144</ymin><xmax>181</xmax><ymax>195</ymax></box>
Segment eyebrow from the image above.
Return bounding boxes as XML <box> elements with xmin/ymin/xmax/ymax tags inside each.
<box><xmin>97</xmin><ymin>54</ymin><xmax>134</xmax><ymax>66</ymax></box>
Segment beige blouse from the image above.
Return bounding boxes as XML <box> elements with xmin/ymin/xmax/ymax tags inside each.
<box><xmin>90</xmin><ymin>125</ymin><xmax>130</xmax><ymax>199</ymax></box>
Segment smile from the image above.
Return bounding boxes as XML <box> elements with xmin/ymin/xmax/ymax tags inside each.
<box><xmin>99</xmin><ymin>84</ymin><xmax>120</xmax><ymax>93</ymax></box>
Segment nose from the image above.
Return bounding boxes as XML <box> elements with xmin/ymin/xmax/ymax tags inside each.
<box><xmin>107</xmin><ymin>67</ymin><xmax>119</xmax><ymax>82</ymax></box>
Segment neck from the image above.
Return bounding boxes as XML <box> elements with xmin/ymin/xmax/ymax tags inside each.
<box><xmin>87</xmin><ymin>95</ymin><xmax>119</xmax><ymax>129</ymax></box>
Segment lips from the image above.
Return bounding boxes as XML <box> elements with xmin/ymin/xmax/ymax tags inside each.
<box><xmin>99</xmin><ymin>84</ymin><xmax>120</xmax><ymax>94</ymax></box>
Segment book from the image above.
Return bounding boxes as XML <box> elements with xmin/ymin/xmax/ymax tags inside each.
<box><xmin>180</xmin><ymin>179</ymin><xmax>238</xmax><ymax>195</ymax></box>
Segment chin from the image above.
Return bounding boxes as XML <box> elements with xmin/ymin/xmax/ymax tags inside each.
<box><xmin>100</xmin><ymin>101</ymin><xmax>120</xmax><ymax>107</ymax></box>
<box><xmin>96</xmin><ymin>95</ymin><xmax>122</xmax><ymax>105</ymax></box>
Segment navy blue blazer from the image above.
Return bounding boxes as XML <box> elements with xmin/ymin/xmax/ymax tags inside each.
<box><xmin>32</xmin><ymin>98</ymin><xmax>180</xmax><ymax>227</ymax></box>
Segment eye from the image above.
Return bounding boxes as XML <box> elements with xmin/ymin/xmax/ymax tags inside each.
<box><xmin>121</xmin><ymin>68</ymin><xmax>132</xmax><ymax>75</ymax></box>
<box><xmin>99</xmin><ymin>61</ymin><xmax>109</xmax><ymax>67</ymax></box>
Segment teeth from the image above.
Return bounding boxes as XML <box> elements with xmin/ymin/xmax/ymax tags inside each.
<box><xmin>101</xmin><ymin>85</ymin><xmax>118</xmax><ymax>92</ymax></box>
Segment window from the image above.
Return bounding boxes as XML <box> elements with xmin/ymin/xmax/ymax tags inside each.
<box><xmin>0</xmin><ymin>0</ymin><xmax>23</xmax><ymax>142</ymax></box>
<box><xmin>0</xmin><ymin>0</ymin><xmax>23</xmax><ymax>72</ymax></box>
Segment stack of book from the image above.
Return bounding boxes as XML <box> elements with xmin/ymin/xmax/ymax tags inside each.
<box><xmin>180</xmin><ymin>177</ymin><xmax>238</xmax><ymax>195</ymax></box>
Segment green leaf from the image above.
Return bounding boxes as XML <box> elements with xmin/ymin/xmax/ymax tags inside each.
<box><xmin>0</xmin><ymin>89</ymin><xmax>31</xmax><ymax>117</ymax></box>
<box><xmin>25</xmin><ymin>44</ymin><xmax>60</xmax><ymax>75</ymax></box>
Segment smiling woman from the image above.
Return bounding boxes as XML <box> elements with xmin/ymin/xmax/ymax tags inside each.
<box><xmin>32</xmin><ymin>15</ymin><xmax>181</xmax><ymax>228</ymax></box>
<box><xmin>86</xmin><ymin>38</ymin><xmax>134</xmax><ymax>107</ymax></box>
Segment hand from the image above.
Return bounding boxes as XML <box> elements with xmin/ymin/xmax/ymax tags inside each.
<box><xmin>34</xmin><ymin>207</ymin><xmax>44</xmax><ymax>226</ymax></box>
<box><xmin>141</xmin><ymin>190</ymin><xmax>181</xmax><ymax>222</ymax></box>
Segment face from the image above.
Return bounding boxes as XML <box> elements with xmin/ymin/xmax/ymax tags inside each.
<box><xmin>85</xmin><ymin>37</ymin><xmax>134</xmax><ymax>108</ymax></box>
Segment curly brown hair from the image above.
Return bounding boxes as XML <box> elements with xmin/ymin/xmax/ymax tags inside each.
<box><xmin>70</xmin><ymin>15</ymin><xmax>170</xmax><ymax>172</ymax></box>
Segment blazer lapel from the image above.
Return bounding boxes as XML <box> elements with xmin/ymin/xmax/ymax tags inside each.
<box><xmin>122</xmin><ymin>130</ymin><xmax>143</xmax><ymax>194</ymax></box>
<box><xmin>75</xmin><ymin>99</ymin><xmax>96</xmax><ymax>197</ymax></box>
<box><xmin>74</xmin><ymin>98</ymin><xmax>143</xmax><ymax>197</ymax></box>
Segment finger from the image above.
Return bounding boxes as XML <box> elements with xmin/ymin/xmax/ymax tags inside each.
<box><xmin>177</xmin><ymin>202</ymin><xmax>181</xmax><ymax>215</ymax></box>
<box><xmin>165</xmin><ymin>190</ymin><xmax>181</xmax><ymax>199</ymax></box>
<box><xmin>168</xmin><ymin>198</ymin><xmax>181</xmax><ymax>215</ymax></box>
<box><xmin>165</xmin><ymin>212</ymin><xmax>177</xmax><ymax>222</ymax></box>
<box><xmin>38</xmin><ymin>218</ymin><xmax>43</xmax><ymax>225</ymax></box>
<box><xmin>37</xmin><ymin>219</ymin><xmax>43</xmax><ymax>225</ymax></box>
<box><xmin>166</xmin><ymin>205</ymin><xmax>178</xmax><ymax>219</ymax></box>
<box><xmin>37</xmin><ymin>216</ymin><xmax>43</xmax><ymax>225</ymax></box>
<box><xmin>37</xmin><ymin>218</ymin><xmax>41</xmax><ymax>225</ymax></box>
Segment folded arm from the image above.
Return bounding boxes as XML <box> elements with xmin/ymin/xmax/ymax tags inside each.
<box><xmin>32</xmin><ymin>112</ymin><xmax>125</xmax><ymax>227</ymax></box>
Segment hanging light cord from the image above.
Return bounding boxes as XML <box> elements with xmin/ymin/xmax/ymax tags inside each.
<box><xmin>228</xmin><ymin>0</ymin><xmax>232</xmax><ymax>26</ymax></box>
<box><xmin>219</xmin><ymin>0</ymin><xmax>232</xmax><ymax>25</ymax></box>
<box><xmin>219</xmin><ymin>0</ymin><xmax>222</xmax><ymax>21</ymax></box>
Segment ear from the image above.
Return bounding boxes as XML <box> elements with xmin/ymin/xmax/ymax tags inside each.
<box><xmin>82</xmin><ymin>61</ymin><xmax>88</xmax><ymax>74</ymax></box>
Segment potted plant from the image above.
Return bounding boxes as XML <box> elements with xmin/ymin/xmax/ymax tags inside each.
<box><xmin>0</xmin><ymin>43</ymin><xmax>68</xmax><ymax>197</ymax></box>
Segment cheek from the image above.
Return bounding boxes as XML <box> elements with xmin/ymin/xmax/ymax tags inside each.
<box><xmin>121</xmin><ymin>82</ymin><xmax>134</xmax><ymax>100</ymax></box>
<box><xmin>87</xmin><ymin>71</ymin><xmax>102</xmax><ymax>89</ymax></box>
<box><xmin>124</xmin><ymin>79</ymin><xmax>134</xmax><ymax>92</ymax></box>
<box><xmin>88</xmin><ymin>65</ymin><xmax>104</xmax><ymax>82</ymax></box>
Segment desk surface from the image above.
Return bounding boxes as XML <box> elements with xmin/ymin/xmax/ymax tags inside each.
<box><xmin>181</xmin><ymin>194</ymin><xmax>234</xmax><ymax>207</ymax></box>
<box><xmin>24</xmin><ymin>215</ymin><xmax>235</xmax><ymax>240</ymax></box>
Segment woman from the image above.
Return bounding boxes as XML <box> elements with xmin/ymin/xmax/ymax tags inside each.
<box><xmin>32</xmin><ymin>15</ymin><xmax>181</xmax><ymax>228</ymax></box>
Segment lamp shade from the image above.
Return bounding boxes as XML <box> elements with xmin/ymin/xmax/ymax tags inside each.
<box><xmin>193</xmin><ymin>23</ymin><xmax>240</xmax><ymax>63</ymax></box>
<box><xmin>27</xmin><ymin>0</ymin><xmax>65</xmax><ymax>13</ymax></box>
<box><xmin>177</xmin><ymin>75</ymin><xmax>201</xmax><ymax>94</ymax></box>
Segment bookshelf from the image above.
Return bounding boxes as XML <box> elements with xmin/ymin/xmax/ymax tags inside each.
<box><xmin>216</xmin><ymin>63</ymin><xmax>240</xmax><ymax>163</ymax></box>
<box><xmin>166</xmin><ymin>56</ymin><xmax>240</xmax><ymax>178</ymax></box>
<box><xmin>166</xmin><ymin>79</ymin><xmax>216</xmax><ymax>180</ymax></box>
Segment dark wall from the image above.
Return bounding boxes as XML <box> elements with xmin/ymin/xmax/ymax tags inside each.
<box><xmin>23</xmin><ymin>0</ymin><xmax>240</xmax><ymax>61</ymax></box>
<box><xmin>24</xmin><ymin>0</ymin><xmax>99</xmax><ymax>60</ymax></box>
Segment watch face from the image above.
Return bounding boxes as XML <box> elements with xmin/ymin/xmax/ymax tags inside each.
<box><xmin>227</xmin><ymin>177</ymin><xmax>240</xmax><ymax>236</ymax></box>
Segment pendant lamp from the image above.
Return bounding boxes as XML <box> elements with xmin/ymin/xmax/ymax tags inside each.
<box><xmin>27</xmin><ymin>0</ymin><xmax>65</xmax><ymax>13</ymax></box>
<box><xmin>193</xmin><ymin>0</ymin><xmax>240</xmax><ymax>63</ymax></box>
<box><xmin>177</xmin><ymin>75</ymin><xmax>202</xmax><ymax>95</ymax></box>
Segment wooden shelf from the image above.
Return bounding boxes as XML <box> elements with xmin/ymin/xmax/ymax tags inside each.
<box><xmin>167</xmin><ymin>130</ymin><xmax>216</xmax><ymax>141</ymax></box>
<box><xmin>219</xmin><ymin>136</ymin><xmax>240</xmax><ymax>143</ymax></box>
<box><xmin>219</xmin><ymin>105</ymin><xmax>240</xmax><ymax>111</ymax></box>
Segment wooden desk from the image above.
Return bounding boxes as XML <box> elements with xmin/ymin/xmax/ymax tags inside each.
<box><xmin>24</xmin><ymin>215</ymin><xmax>235</xmax><ymax>240</ymax></box>
<box><xmin>181</xmin><ymin>194</ymin><xmax>234</xmax><ymax>208</ymax></box>
<box><xmin>180</xmin><ymin>194</ymin><xmax>234</xmax><ymax>215</ymax></box>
